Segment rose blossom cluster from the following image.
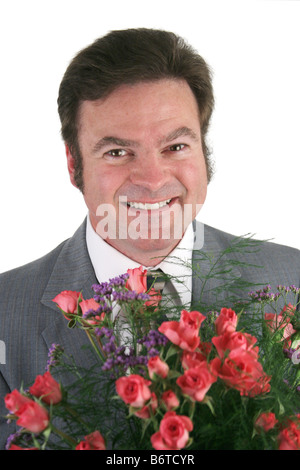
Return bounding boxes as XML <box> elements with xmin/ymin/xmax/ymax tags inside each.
<box><xmin>115</xmin><ymin>373</ymin><xmax>191</xmax><ymax>450</ymax></box>
<box><xmin>209</xmin><ymin>308</ymin><xmax>271</xmax><ymax>397</ymax></box>
<box><xmin>92</xmin><ymin>266</ymin><xmax>162</xmax><ymax>308</ymax></box>
<box><xmin>161</xmin><ymin>307</ymin><xmax>271</xmax><ymax>398</ymax></box>
<box><xmin>4</xmin><ymin>372</ymin><xmax>61</xmax><ymax>442</ymax></box>
<box><xmin>254</xmin><ymin>412</ymin><xmax>300</xmax><ymax>450</ymax></box>
<box><xmin>115</xmin><ymin>309</ymin><xmax>215</xmax><ymax>450</ymax></box>
<box><xmin>115</xmin><ymin>307</ymin><xmax>275</xmax><ymax>450</ymax></box>
<box><xmin>52</xmin><ymin>290</ymin><xmax>108</xmax><ymax>324</ymax></box>
<box><xmin>4</xmin><ymin>371</ymin><xmax>106</xmax><ymax>450</ymax></box>
<box><xmin>52</xmin><ymin>267</ymin><xmax>162</xmax><ymax>327</ymax></box>
<box><xmin>5</xmin><ymin>389</ymin><xmax>50</xmax><ymax>435</ymax></box>
<box><xmin>264</xmin><ymin>303</ymin><xmax>297</xmax><ymax>346</ymax></box>
<box><xmin>277</xmin><ymin>415</ymin><xmax>300</xmax><ymax>450</ymax></box>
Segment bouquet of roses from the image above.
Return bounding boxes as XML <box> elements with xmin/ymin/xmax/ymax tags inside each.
<box><xmin>3</xmin><ymin>266</ymin><xmax>300</xmax><ymax>450</ymax></box>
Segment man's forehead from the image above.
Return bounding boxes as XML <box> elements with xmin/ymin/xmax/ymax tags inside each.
<box><xmin>79</xmin><ymin>78</ymin><xmax>197</xmax><ymax>113</ymax></box>
<box><xmin>77</xmin><ymin>79</ymin><xmax>202</xmax><ymax>140</ymax></box>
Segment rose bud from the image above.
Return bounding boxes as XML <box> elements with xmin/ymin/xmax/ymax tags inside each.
<box><xmin>29</xmin><ymin>371</ymin><xmax>62</xmax><ymax>405</ymax></box>
<box><xmin>52</xmin><ymin>290</ymin><xmax>81</xmax><ymax>320</ymax></box>
<box><xmin>147</xmin><ymin>356</ymin><xmax>169</xmax><ymax>379</ymax></box>
<box><xmin>16</xmin><ymin>401</ymin><xmax>50</xmax><ymax>433</ymax></box>
<box><xmin>161</xmin><ymin>390</ymin><xmax>180</xmax><ymax>410</ymax></box>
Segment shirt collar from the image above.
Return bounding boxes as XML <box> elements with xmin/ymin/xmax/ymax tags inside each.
<box><xmin>86</xmin><ymin>214</ymin><xmax>193</xmax><ymax>306</ymax></box>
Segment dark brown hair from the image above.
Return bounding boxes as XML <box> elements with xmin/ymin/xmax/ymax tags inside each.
<box><xmin>57</xmin><ymin>28</ymin><xmax>215</xmax><ymax>192</ymax></box>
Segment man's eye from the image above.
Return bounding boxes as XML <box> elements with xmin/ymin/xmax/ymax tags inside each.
<box><xmin>107</xmin><ymin>149</ymin><xmax>127</xmax><ymax>157</ymax></box>
<box><xmin>169</xmin><ymin>144</ymin><xmax>186</xmax><ymax>152</ymax></box>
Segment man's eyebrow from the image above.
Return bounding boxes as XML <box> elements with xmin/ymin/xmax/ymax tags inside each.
<box><xmin>92</xmin><ymin>127</ymin><xmax>199</xmax><ymax>154</ymax></box>
<box><xmin>160</xmin><ymin>126</ymin><xmax>199</xmax><ymax>144</ymax></box>
<box><xmin>92</xmin><ymin>136</ymin><xmax>139</xmax><ymax>154</ymax></box>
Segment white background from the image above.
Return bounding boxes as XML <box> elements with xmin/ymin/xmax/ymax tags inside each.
<box><xmin>0</xmin><ymin>0</ymin><xmax>299</xmax><ymax>273</ymax></box>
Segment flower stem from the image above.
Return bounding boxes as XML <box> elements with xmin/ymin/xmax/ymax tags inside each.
<box><xmin>51</xmin><ymin>425</ymin><xmax>78</xmax><ymax>447</ymax></box>
<box><xmin>63</xmin><ymin>403</ymin><xmax>92</xmax><ymax>432</ymax></box>
<box><xmin>84</xmin><ymin>329</ymin><xmax>105</xmax><ymax>362</ymax></box>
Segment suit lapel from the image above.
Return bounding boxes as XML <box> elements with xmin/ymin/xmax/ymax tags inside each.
<box><xmin>40</xmin><ymin>219</ymin><xmax>99</xmax><ymax>373</ymax></box>
<box><xmin>41</xmin><ymin>219</ymin><xmax>97</xmax><ymax>311</ymax></box>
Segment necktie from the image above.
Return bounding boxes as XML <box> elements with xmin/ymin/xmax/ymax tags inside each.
<box><xmin>147</xmin><ymin>269</ymin><xmax>166</xmax><ymax>292</ymax></box>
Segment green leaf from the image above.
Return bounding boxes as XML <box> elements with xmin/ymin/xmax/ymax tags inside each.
<box><xmin>67</xmin><ymin>319</ymin><xmax>76</xmax><ymax>328</ymax></box>
<box><xmin>165</xmin><ymin>344</ymin><xmax>180</xmax><ymax>361</ymax></box>
<box><xmin>201</xmin><ymin>396</ymin><xmax>215</xmax><ymax>416</ymax></box>
<box><xmin>277</xmin><ymin>398</ymin><xmax>285</xmax><ymax>416</ymax></box>
<box><xmin>167</xmin><ymin>370</ymin><xmax>182</xmax><ymax>379</ymax></box>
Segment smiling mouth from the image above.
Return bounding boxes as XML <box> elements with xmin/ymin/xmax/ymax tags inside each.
<box><xmin>126</xmin><ymin>198</ymin><xmax>173</xmax><ymax>210</ymax></box>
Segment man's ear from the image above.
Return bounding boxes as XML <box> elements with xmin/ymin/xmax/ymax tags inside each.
<box><xmin>65</xmin><ymin>144</ymin><xmax>78</xmax><ymax>188</ymax></box>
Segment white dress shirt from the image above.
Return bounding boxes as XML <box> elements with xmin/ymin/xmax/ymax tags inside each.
<box><xmin>86</xmin><ymin>214</ymin><xmax>193</xmax><ymax>312</ymax></box>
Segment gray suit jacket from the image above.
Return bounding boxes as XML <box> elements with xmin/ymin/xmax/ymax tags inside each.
<box><xmin>0</xmin><ymin>219</ymin><xmax>299</xmax><ymax>448</ymax></box>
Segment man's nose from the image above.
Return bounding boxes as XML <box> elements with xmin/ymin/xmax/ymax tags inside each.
<box><xmin>129</xmin><ymin>153</ymin><xmax>169</xmax><ymax>192</ymax></box>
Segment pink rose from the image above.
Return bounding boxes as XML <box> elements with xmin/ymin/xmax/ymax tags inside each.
<box><xmin>151</xmin><ymin>411</ymin><xmax>193</xmax><ymax>450</ymax></box>
<box><xmin>126</xmin><ymin>266</ymin><xmax>162</xmax><ymax>307</ymax></box>
<box><xmin>210</xmin><ymin>349</ymin><xmax>271</xmax><ymax>397</ymax></box>
<box><xmin>79</xmin><ymin>298</ymin><xmax>105</xmax><ymax>325</ymax></box>
<box><xmin>76</xmin><ymin>431</ymin><xmax>106</xmax><ymax>450</ymax></box>
<box><xmin>115</xmin><ymin>374</ymin><xmax>152</xmax><ymax>409</ymax></box>
<box><xmin>16</xmin><ymin>401</ymin><xmax>49</xmax><ymax>433</ymax></box>
<box><xmin>147</xmin><ymin>356</ymin><xmax>169</xmax><ymax>379</ymax></box>
<box><xmin>4</xmin><ymin>390</ymin><xmax>32</xmax><ymax>414</ymax></box>
<box><xmin>181</xmin><ymin>347</ymin><xmax>210</xmax><ymax>370</ymax></box>
<box><xmin>158</xmin><ymin>310</ymin><xmax>205</xmax><ymax>352</ymax></box>
<box><xmin>215</xmin><ymin>308</ymin><xmax>238</xmax><ymax>335</ymax></box>
<box><xmin>212</xmin><ymin>331</ymin><xmax>258</xmax><ymax>359</ymax></box>
<box><xmin>265</xmin><ymin>304</ymin><xmax>296</xmax><ymax>344</ymax></box>
<box><xmin>29</xmin><ymin>371</ymin><xmax>62</xmax><ymax>405</ymax></box>
<box><xmin>255</xmin><ymin>412</ymin><xmax>278</xmax><ymax>432</ymax></box>
<box><xmin>161</xmin><ymin>390</ymin><xmax>180</xmax><ymax>410</ymax></box>
<box><xmin>278</xmin><ymin>421</ymin><xmax>300</xmax><ymax>450</ymax></box>
<box><xmin>125</xmin><ymin>266</ymin><xmax>162</xmax><ymax>309</ymax></box>
<box><xmin>145</xmin><ymin>288</ymin><xmax>162</xmax><ymax>308</ymax></box>
<box><xmin>134</xmin><ymin>393</ymin><xmax>158</xmax><ymax>419</ymax></box>
<box><xmin>52</xmin><ymin>290</ymin><xmax>81</xmax><ymax>320</ymax></box>
<box><xmin>79</xmin><ymin>298</ymin><xmax>100</xmax><ymax>314</ymax></box>
<box><xmin>126</xmin><ymin>266</ymin><xmax>147</xmax><ymax>293</ymax></box>
<box><xmin>176</xmin><ymin>362</ymin><xmax>217</xmax><ymax>402</ymax></box>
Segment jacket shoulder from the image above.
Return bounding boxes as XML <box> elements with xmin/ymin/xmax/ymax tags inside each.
<box><xmin>0</xmin><ymin>240</ymin><xmax>68</xmax><ymax>291</ymax></box>
<box><xmin>204</xmin><ymin>223</ymin><xmax>300</xmax><ymax>257</ymax></box>
<box><xmin>202</xmin><ymin>223</ymin><xmax>300</xmax><ymax>285</ymax></box>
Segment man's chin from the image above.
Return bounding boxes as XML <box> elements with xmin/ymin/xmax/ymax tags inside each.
<box><xmin>105</xmin><ymin>236</ymin><xmax>183</xmax><ymax>266</ymax></box>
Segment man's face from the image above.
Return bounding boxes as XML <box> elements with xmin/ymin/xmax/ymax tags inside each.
<box><xmin>67</xmin><ymin>79</ymin><xmax>207</xmax><ymax>266</ymax></box>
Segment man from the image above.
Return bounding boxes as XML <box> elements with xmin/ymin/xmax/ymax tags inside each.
<box><xmin>0</xmin><ymin>28</ymin><xmax>299</xmax><ymax>449</ymax></box>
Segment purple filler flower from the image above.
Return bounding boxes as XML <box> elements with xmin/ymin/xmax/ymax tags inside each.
<box><xmin>248</xmin><ymin>285</ymin><xmax>281</xmax><ymax>302</ymax></box>
<box><xmin>137</xmin><ymin>330</ymin><xmax>169</xmax><ymax>351</ymax></box>
<box><xmin>98</xmin><ymin>328</ymin><xmax>168</xmax><ymax>378</ymax></box>
<box><xmin>92</xmin><ymin>274</ymin><xmax>129</xmax><ymax>296</ymax></box>
<box><xmin>112</xmin><ymin>290</ymin><xmax>150</xmax><ymax>302</ymax></box>
<box><xmin>45</xmin><ymin>343</ymin><xmax>64</xmax><ymax>371</ymax></box>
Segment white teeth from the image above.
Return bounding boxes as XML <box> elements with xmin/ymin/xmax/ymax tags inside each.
<box><xmin>128</xmin><ymin>199</ymin><xmax>171</xmax><ymax>210</ymax></box>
